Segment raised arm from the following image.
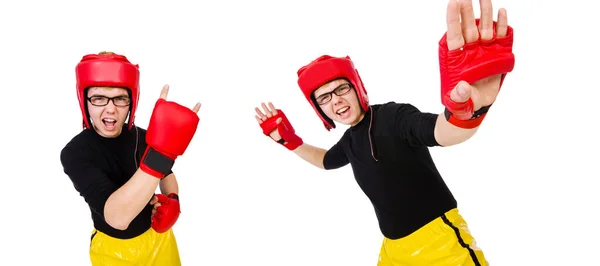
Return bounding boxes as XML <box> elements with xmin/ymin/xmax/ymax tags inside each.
<box><xmin>435</xmin><ymin>0</ymin><xmax>514</xmax><ymax>146</ymax></box>
<box><xmin>386</xmin><ymin>101</ymin><xmax>481</xmax><ymax>147</ymax></box>
<box><xmin>292</xmin><ymin>143</ymin><xmax>328</xmax><ymax>169</ymax></box>
<box><xmin>254</xmin><ymin>102</ymin><xmax>349</xmax><ymax>170</ymax></box>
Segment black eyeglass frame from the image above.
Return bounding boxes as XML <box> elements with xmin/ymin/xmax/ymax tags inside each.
<box><xmin>315</xmin><ymin>83</ymin><xmax>354</xmax><ymax>105</ymax></box>
<box><xmin>87</xmin><ymin>96</ymin><xmax>132</xmax><ymax>107</ymax></box>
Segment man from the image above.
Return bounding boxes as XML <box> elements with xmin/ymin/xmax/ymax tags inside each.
<box><xmin>254</xmin><ymin>0</ymin><xmax>514</xmax><ymax>265</ymax></box>
<box><xmin>60</xmin><ymin>51</ymin><xmax>201</xmax><ymax>265</ymax></box>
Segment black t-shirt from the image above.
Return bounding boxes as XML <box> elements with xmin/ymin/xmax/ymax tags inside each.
<box><xmin>60</xmin><ymin>125</ymin><xmax>158</xmax><ymax>239</ymax></box>
<box><xmin>323</xmin><ymin>102</ymin><xmax>457</xmax><ymax>239</ymax></box>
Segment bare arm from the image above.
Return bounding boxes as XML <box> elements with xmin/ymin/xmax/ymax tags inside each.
<box><xmin>159</xmin><ymin>173</ymin><xmax>179</xmax><ymax>195</ymax></box>
<box><xmin>103</xmin><ymin>169</ymin><xmax>160</xmax><ymax>230</ymax></box>
<box><xmin>389</xmin><ymin>102</ymin><xmax>481</xmax><ymax>148</ymax></box>
<box><xmin>61</xmin><ymin>145</ymin><xmax>162</xmax><ymax>231</ymax></box>
<box><xmin>433</xmin><ymin>113</ymin><xmax>480</xmax><ymax>147</ymax></box>
<box><xmin>292</xmin><ymin>143</ymin><xmax>328</xmax><ymax>169</ymax></box>
<box><xmin>432</xmin><ymin>0</ymin><xmax>510</xmax><ymax>147</ymax></box>
<box><xmin>254</xmin><ymin>102</ymin><xmax>347</xmax><ymax>170</ymax></box>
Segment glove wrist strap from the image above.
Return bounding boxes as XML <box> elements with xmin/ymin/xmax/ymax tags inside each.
<box><xmin>277</xmin><ymin>135</ymin><xmax>303</xmax><ymax>151</ymax></box>
<box><xmin>140</xmin><ymin>147</ymin><xmax>175</xmax><ymax>179</ymax></box>
<box><xmin>444</xmin><ymin>104</ymin><xmax>491</xmax><ymax>129</ymax></box>
<box><xmin>168</xmin><ymin>193</ymin><xmax>179</xmax><ymax>201</ymax></box>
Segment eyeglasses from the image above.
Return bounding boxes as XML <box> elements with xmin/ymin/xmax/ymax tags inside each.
<box><xmin>315</xmin><ymin>83</ymin><xmax>353</xmax><ymax>105</ymax></box>
<box><xmin>87</xmin><ymin>96</ymin><xmax>131</xmax><ymax>107</ymax></box>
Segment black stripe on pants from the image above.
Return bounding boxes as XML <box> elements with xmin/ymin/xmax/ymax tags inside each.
<box><xmin>441</xmin><ymin>214</ymin><xmax>482</xmax><ymax>266</ymax></box>
<box><xmin>90</xmin><ymin>230</ymin><xmax>98</xmax><ymax>248</ymax></box>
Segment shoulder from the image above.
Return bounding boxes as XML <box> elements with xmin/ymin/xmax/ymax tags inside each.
<box><xmin>375</xmin><ymin>101</ymin><xmax>419</xmax><ymax>112</ymax></box>
<box><xmin>331</xmin><ymin>127</ymin><xmax>352</xmax><ymax>148</ymax></box>
<box><xmin>134</xmin><ymin>125</ymin><xmax>147</xmax><ymax>134</ymax></box>
<box><xmin>132</xmin><ymin>126</ymin><xmax>147</xmax><ymax>138</ymax></box>
<box><xmin>370</xmin><ymin>102</ymin><xmax>420</xmax><ymax>119</ymax></box>
<box><xmin>60</xmin><ymin>129</ymin><xmax>97</xmax><ymax>163</ymax></box>
<box><xmin>131</xmin><ymin>126</ymin><xmax>148</xmax><ymax>149</ymax></box>
<box><xmin>61</xmin><ymin>129</ymin><xmax>97</xmax><ymax>150</ymax></box>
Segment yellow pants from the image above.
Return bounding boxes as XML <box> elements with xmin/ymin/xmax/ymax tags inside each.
<box><xmin>378</xmin><ymin>208</ymin><xmax>488</xmax><ymax>266</ymax></box>
<box><xmin>89</xmin><ymin>228</ymin><xmax>181</xmax><ymax>266</ymax></box>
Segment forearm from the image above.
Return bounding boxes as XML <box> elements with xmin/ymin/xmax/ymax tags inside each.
<box><xmin>292</xmin><ymin>143</ymin><xmax>327</xmax><ymax>169</ymax></box>
<box><xmin>159</xmin><ymin>173</ymin><xmax>179</xmax><ymax>195</ymax></box>
<box><xmin>433</xmin><ymin>113</ymin><xmax>479</xmax><ymax>146</ymax></box>
<box><xmin>104</xmin><ymin>169</ymin><xmax>160</xmax><ymax>230</ymax></box>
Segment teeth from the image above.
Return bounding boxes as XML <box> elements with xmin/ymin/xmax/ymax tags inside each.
<box><xmin>103</xmin><ymin>119</ymin><xmax>116</xmax><ymax>122</ymax></box>
<box><xmin>336</xmin><ymin>107</ymin><xmax>349</xmax><ymax>114</ymax></box>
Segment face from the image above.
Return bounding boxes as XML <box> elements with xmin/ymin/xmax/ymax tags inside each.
<box><xmin>313</xmin><ymin>78</ymin><xmax>366</xmax><ymax>126</ymax></box>
<box><xmin>86</xmin><ymin>87</ymin><xmax>131</xmax><ymax>138</ymax></box>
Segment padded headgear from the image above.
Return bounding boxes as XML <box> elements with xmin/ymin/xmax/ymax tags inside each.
<box><xmin>75</xmin><ymin>53</ymin><xmax>140</xmax><ymax>129</ymax></box>
<box><xmin>297</xmin><ymin>55</ymin><xmax>369</xmax><ymax>131</ymax></box>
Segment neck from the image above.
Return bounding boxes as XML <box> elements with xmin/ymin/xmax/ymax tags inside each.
<box><xmin>350</xmin><ymin>108</ymin><xmax>369</xmax><ymax>127</ymax></box>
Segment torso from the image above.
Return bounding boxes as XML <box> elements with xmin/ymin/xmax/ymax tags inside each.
<box><xmin>61</xmin><ymin>126</ymin><xmax>153</xmax><ymax>239</ymax></box>
<box><xmin>328</xmin><ymin>102</ymin><xmax>457</xmax><ymax>239</ymax></box>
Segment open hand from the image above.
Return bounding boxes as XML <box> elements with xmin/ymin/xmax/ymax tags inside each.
<box><xmin>446</xmin><ymin>0</ymin><xmax>510</xmax><ymax>111</ymax></box>
<box><xmin>255</xmin><ymin>102</ymin><xmax>282</xmax><ymax>141</ymax></box>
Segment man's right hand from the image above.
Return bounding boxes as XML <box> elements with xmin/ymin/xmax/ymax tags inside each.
<box><xmin>255</xmin><ymin>102</ymin><xmax>303</xmax><ymax>151</ymax></box>
<box><xmin>141</xmin><ymin>85</ymin><xmax>201</xmax><ymax>178</ymax></box>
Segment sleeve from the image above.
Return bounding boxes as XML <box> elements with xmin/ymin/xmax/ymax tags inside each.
<box><xmin>323</xmin><ymin>136</ymin><xmax>350</xmax><ymax>170</ymax></box>
<box><xmin>60</xmin><ymin>144</ymin><xmax>118</xmax><ymax>220</ymax></box>
<box><xmin>384</xmin><ymin>102</ymin><xmax>440</xmax><ymax>147</ymax></box>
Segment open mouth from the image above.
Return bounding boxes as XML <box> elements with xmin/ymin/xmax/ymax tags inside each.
<box><xmin>336</xmin><ymin>106</ymin><xmax>350</xmax><ymax>117</ymax></box>
<box><xmin>102</xmin><ymin>118</ymin><xmax>117</xmax><ymax>129</ymax></box>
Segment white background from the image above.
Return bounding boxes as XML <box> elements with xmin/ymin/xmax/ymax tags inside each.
<box><xmin>1</xmin><ymin>0</ymin><xmax>599</xmax><ymax>265</ymax></box>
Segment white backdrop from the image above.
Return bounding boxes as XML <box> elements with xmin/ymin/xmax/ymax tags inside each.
<box><xmin>1</xmin><ymin>0</ymin><xmax>599</xmax><ymax>265</ymax></box>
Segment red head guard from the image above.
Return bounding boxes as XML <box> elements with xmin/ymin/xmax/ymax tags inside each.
<box><xmin>297</xmin><ymin>55</ymin><xmax>369</xmax><ymax>131</ymax></box>
<box><xmin>75</xmin><ymin>53</ymin><xmax>140</xmax><ymax>130</ymax></box>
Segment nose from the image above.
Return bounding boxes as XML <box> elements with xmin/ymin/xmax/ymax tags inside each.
<box><xmin>104</xmin><ymin>100</ymin><xmax>117</xmax><ymax>113</ymax></box>
<box><xmin>330</xmin><ymin>93</ymin><xmax>343</xmax><ymax>105</ymax></box>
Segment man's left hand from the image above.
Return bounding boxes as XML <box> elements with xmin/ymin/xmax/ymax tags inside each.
<box><xmin>441</xmin><ymin>0</ymin><xmax>514</xmax><ymax>121</ymax></box>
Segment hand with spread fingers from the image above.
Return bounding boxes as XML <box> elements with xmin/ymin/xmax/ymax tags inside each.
<box><xmin>248</xmin><ymin>1</ymin><xmax>515</xmax><ymax>265</ymax></box>
<box><xmin>254</xmin><ymin>102</ymin><xmax>303</xmax><ymax>151</ymax></box>
<box><xmin>439</xmin><ymin>0</ymin><xmax>515</xmax><ymax>129</ymax></box>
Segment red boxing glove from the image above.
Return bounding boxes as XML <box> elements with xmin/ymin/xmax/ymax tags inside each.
<box><xmin>439</xmin><ymin>18</ymin><xmax>515</xmax><ymax>129</ymax></box>
<box><xmin>141</xmin><ymin>99</ymin><xmax>199</xmax><ymax>178</ymax></box>
<box><xmin>260</xmin><ymin>109</ymin><xmax>303</xmax><ymax>151</ymax></box>
<box><xmin>152</xmin><ymin>193</ymin><xmax>180</xmax><ymax>233</ymax></box>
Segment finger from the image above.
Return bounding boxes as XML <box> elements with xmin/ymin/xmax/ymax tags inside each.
<box><xmin>268</xmin><ymin>102</ymin><xmax>277</xmax><ymax>115</ymax></box>
<box><xmin>192</xmin><ymin>102</ymin><xmax>201</xmax><ymax>113</ymax></box>
<box><xmin>449</xmin><ymin>81</ymin><xmax>472</xmax><ymax>103</ymax></box>
<box><xmin>478</xmin><ymin>0</ymin><xmax>494</xmax><ymax>40</ymax></box>
<box><xmin>149</xmin><ymin>195</ymin><xmax>157</xmax><ymax>205</ymax></box>
<box><xmin>496</xmin><ymin>8</ymin><xmax>508</xmax><ymax>37</ymax></box>
<box><xmin>276</xmin><ymin>118</ymin><xmax>282</xmax><ymax>124</ymax></box>
<box><xmin>261</xmin><ymin>102</ymin><xmax>272</xmax><ymax>117</ymax></box>
<box><xmin>159</xmin><ymin>84</ymin><xmax>169</xmax><ymax>100</ymax></box>
<box><xmin>255</xmin><ymin>115</ymin><xmax>264</xmax><ymax>124</ymax></box>
<box><xmin>446</xmin><ymin>0</ymin><xmax>464</xmax><ymax>50</ymax></box>
<box><xmin>255</xmin><ymin>107</ymin><xmax>266</xmax><ymax>119</ymax></box>
<box><xmin>459</xmin><ymin>0</ymin><xmax>479</xmax><ymax>43</ymax></box>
